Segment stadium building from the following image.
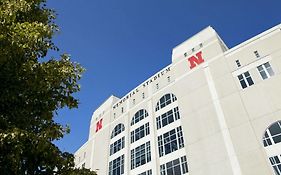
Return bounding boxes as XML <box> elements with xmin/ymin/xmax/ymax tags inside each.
<box><xmin>74</xmin><ymin>24</ymin><xmax>281</xmax><ymax>175</ymax></box>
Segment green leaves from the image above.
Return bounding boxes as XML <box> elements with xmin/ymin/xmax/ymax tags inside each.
<box><xmin>0</xmin><ymin>0</ymin><xmax>95</xmax><ymax>174</ymax></box>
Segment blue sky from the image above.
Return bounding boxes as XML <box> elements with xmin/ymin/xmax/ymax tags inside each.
<box><xmin>47</xmin><ymin>0</ymin><xmax>281</xmax><ymax>153</ymax></box>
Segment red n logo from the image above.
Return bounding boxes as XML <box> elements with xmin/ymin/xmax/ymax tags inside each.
<box><xmin>95</xmin><ymin>119</ymin><xmax>103</xmax><ymax>133</ymax></box>
<box><xmin>188</xmin><ymin>51</ymin><xmax>204</xmax><ymax>69</ymax></box>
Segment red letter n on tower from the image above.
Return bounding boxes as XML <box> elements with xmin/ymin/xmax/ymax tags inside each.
<box><xmin>95</xmin><ymin>118</ymin><xmax>103</xmax><ymax>133</ymax></box>
<box><xmin>188</xmin><ymin>51</ymin><xmax>204</xmax><ymax>69</ymax></box>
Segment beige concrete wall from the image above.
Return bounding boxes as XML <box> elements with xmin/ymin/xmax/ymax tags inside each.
<box><xmin>75</xmin><ymin>24</ymin><xmax>281</xmax><ymax>175</ymax></box>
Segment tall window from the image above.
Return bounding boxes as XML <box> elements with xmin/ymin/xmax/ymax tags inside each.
<box><xmin>138</xmin><ymin>169</ymin><xmax>152</xmax><ymax>175</ymax></box>
<box><xmin>263</xmin><ymin>121</ymin><xmax>281</xmax><ymax>147</ymax></box>
<box><xmin>131</xmin><ymin>123</ymin><xmax>150</xmax><ymax>143</ymax></box>
<box><xmin>131</xmin><ymin>109</ymin><xmax>149</xmax><ymax>126</ymax></box>
<box><xmin>156</xmin><ymin>107</ymin><xmax>180</xmax><ymax>129</ymax></box>
<box><xmin>156</xmin><ymin>93</ymin><xmax>177</xmax><ymax>111</ymax></box>
<box><xmin>237</xmin><ymin>71</ymin><xmax>254</xmax><ymax>89</ymax></box>
<box><xmin>158</xmin><ymin>126</ymin><xmax>184</xmax><ymax>157</ymax></box>
<box><xmin>160</xmin><ymin>156</ymin><xmax>188</xmax><ymax>175</ymax></box>
<box><xmin>257</xmin><ymin>62</ymin><xmax>274</xmax><ymax>80</ymax></box>
<box><xmin>269</xmin><ymin>155</ymin><xmax>281</xmax><ymax>175</ymax></box>
<box><xmin>131</xmin><ymin>141</ymin><xmax>151</xmax><ymax>169</ymax></box>
<box><xmin>111</xmin><ymin>123</ymin><xmax>125</xmax><ymax>139</ymax></box>
<box><xmin>109</xmin><ymin>155</ymin><xmax>124</xmax><ymax>175</ymax></box>
<box><xmin>110</xmin><ymin>137</ymin><xmax>125</xmax><ymax>155</ymax></box>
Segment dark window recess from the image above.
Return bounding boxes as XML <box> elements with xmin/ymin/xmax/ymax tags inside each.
<box><xmin>254</xmin><ymin>50</ymin><xmax>260</xmax><ymax>58</ymax></box>
<box><xmin>235</xmin><ymin>60</ymin><xmax>241</xmax><ymax>67</ymax></box>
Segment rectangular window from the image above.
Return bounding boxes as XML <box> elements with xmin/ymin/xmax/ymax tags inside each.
<box><xmin>160</xmin><ymin>156</ymin><xmax>188</xmax><ymax>175</ymax></box>
<box><xmin>109</xmin><ymin>155</ymin><xmax>124</xmax><ymax>175</ymax></box>
<box><xmin>158</xmin><ymin>126</ymin><xmax>185</xmax><ymax>157</ymax></box>
<box><xmin>110</xmin><ymin>137</ymin><xmax>125</xmax><ymax>155</ymax></box>
<box><xmin>269</xmin><ymin>155</ymin><xmax>281</xmax><ymax>175</ymax></box>
<box><xmin>131</xmin><ymin>142</ymin><xmax>151</xmax><ymax>169</ymax></box>
<box><xmin>131</xmin><ymin>122</ymin><xmax>150</xmax><ymax>143</ymax></box>
<box><xmin>156</xmin><ymin>107</ymin><xmax>180</xmax><ymax>129</ymax></box>
<box><xmin>257</xmin><ymin>62</ymin><xmax>274</xmax><ymax>80</ymax></box>
<box><xmin>237</xmin><ymin>71</ymin><xmax>254</xmax><ymax>89</ymax></box>
<box><xmin>160</xmin><ymin>164</ymin><xmax>166</xmax><ymax>175</ymax></box>
<box><xmin>138</xmin><ymin>169</ymin><xmax>152</xmax><ymax>175</ymax></box>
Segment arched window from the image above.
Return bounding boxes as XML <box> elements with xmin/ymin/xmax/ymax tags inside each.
<box><xmin>263</xmin><ymin>121</ymin><xmax>281</xmax><ymax>147</ymax></box>
<box><xmin>131</xmin><ymin>109</ymin><xmax>148</xmax><ymax>126</ymax></box>
<box><xmin>155</xmin><ymin>93</ymin><xmax>177</xmax><ymax>111</ymax></box>
<box><xmin>111</xmin><ymin>123</ymin><xmax>125</xmax><ymax>139</ymax></box>
<box><xmin>263</xmin><ymin>121</ymin><xmax>281</xmax><ymax>175</ymax></box>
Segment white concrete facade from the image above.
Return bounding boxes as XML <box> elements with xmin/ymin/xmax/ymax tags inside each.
<box><xmin>75</xmin><ymin>24</ymin><xmax>281</xmax><ymax>175</ymax></box>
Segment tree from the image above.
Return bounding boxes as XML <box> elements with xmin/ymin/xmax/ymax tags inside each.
<box><xmin>0</xmin><ymin>0</ymin><xmax>96</xmax><ymax>174</ymax></box>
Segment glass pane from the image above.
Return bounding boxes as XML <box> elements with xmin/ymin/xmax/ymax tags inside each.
<box><xmin>244</xmin><ymin>71</ymin><xmax>250</xmax><ymax>77</ymax></box>
<box><xmin>174</xmin><ymin>165</ymin><xmax>181</xmax><ymax>175</ymax></box>
<box><xmin>173</xmin><ymin>158</ymin><xmax>180</xmax><ymax>165</ymax></box>
<box><xmin>257</xmin><ymin>65</ymin><xmax>263</xmax><ymax>71</ymax></box>
<box><xmin>238</xmin><ymin>74</ymin><xmax>243</xmax><ymax>80</ymax></box>
<box><xmin>266</xmin><ymin>138</ymin><xmax>272</xmax><ymax>146</ymax></box>
<box><xmin>270</xmin><ymin>157</ymin><xmax>275</xmax><ymax>165</ymax></box>
<box><xmin>182</xmin><ymin>162</ymin><xmax>188</xmax><ymax>174</ymax></box>
<box><xmin>278</xmin><ymin>165</ymin><xmax>281</xmax><ymax>173</ymax></box>
<box><xmin>260</xmin><ymin>71</ymin><xmax>268</xmax><ymax>80</ymax></box>
<box><xmin>273</xmin><ymin>135</ymin><xmax>281</xmax><ymax>144</ymax></box>
<box><xmin>246</xmin><ymin>77</ymin><xmax>254</xmax><ymax>86</ymax></box>
<box><xmin>265</xmin><ymin>131</ymin><xmax>269</xmax><ymax>138</ymax></box>
<box><xmin>171</xmin><ymin>141</ymin><xmax>178</xmax><ymax>151</ymax></box>
<box><xmin>239</xmin><ymin>79</ymin><xmax>247</xmax><ymax>89</ymax></box>
<box><xmin>160</xmin><ymin>97</ymin><xmax>165</xmax><ymax>104</ymax></box>
<box><xmin>168</xmin><ymin>114</ymin><xmax>174</xmax><ymax>124</ymax></box>
<box><xmin>167</xmin><ymin>168</ymin><xmax>173</xmax><ymax>175</ymax></box>
<box><xmin>273</xmin><ymin>166</ymin><xmax>280</xmax><ymax>175</ymax></box>
<box><xmin>267</xmin><ymin>67</ymin><xmax>275</xmax><ymax>76</ymax></box>
<box><xmin>167</xmin><ymin>161</ymin><xmax>173</xmax><ymax>168</ymax></box>
<box><xmin>269</xmin><ymin>123</ymin><xmax>281</xmax><ymax>136</ymax></box>
<box><xmin>165</xmin><ymin>144</ymin><xmax>171</xmax><ymax>154</ymax></box>
<box><xmin>264</xmin><ymin>62</ymin><xmax>270</xmax><ymax>68</ymax></box>
<box><xmin>162</xmin><ymin>117</ymin><xmax>168</xmax><ymax>127</ymax></box>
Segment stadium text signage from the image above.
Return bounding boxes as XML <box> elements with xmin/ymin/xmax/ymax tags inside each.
<box><xmin>113</xmin><ymin>67</ymin><xmax>171</xmax><ymax>109</ymax></box>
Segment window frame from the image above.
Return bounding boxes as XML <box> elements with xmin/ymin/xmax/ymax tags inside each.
<box><xmin>156</xmin><ymin>93</ymin><xmax>177</xmax><ymax>111</ymax></box>
<box><xmin>131</xmin><ymin>122</ymin><xmax>150</xmax><ymax>143</ymax></box>
<box><xmin>160</xmin><ymin>156</ymin><xmax>188</xmax><ymax>175</ymax></box>
<box><xmin>131</xmin><ymin>141</ymin><xmax>151</xmax><ymax>170</ymax></box>
<box><xmin>158</xmin><ymin>126</ymin><xmax>185</xmax><ymax>157</ymax></box>
<box><xmin>111</xmin><ymin>123</ymin><xmax>125</xmax><ymax>139</ymax></box>
<box><xmin>108</xmin><ymin>155</ymin><xmax>125</xmax><ymax>175</ymax></box>
<box><xmin>269</xmin><ymin>155</ymin><xmax>281</xmax><ymax>175</ymax></box>
<box><xmin>131</xmin><ymin>109</ymin><xmax>149</xmax><ymax>126</ymax></box>
<box><xmin>263</xmin><ymin>121</ymin><xmax>281</xmax><ymax>147</ymax></box>
<box><xmin>110</xmin><ymin>136</ymin><xmax>125</xmax><ymax>156</ymax></box>
<box><xmin>156</xmin><ymin>107</ymin><xmax>180</xmax><ymax>129</ymax></box>
<box><xmin>237</xmin><ymin>71</ymin><xmax>254</xmax><ymax>89</ymax></box>
<box><xmin>257</xmin><ymin>62</ymin><xmax>274</xmax><ymax>80</ymax></box>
